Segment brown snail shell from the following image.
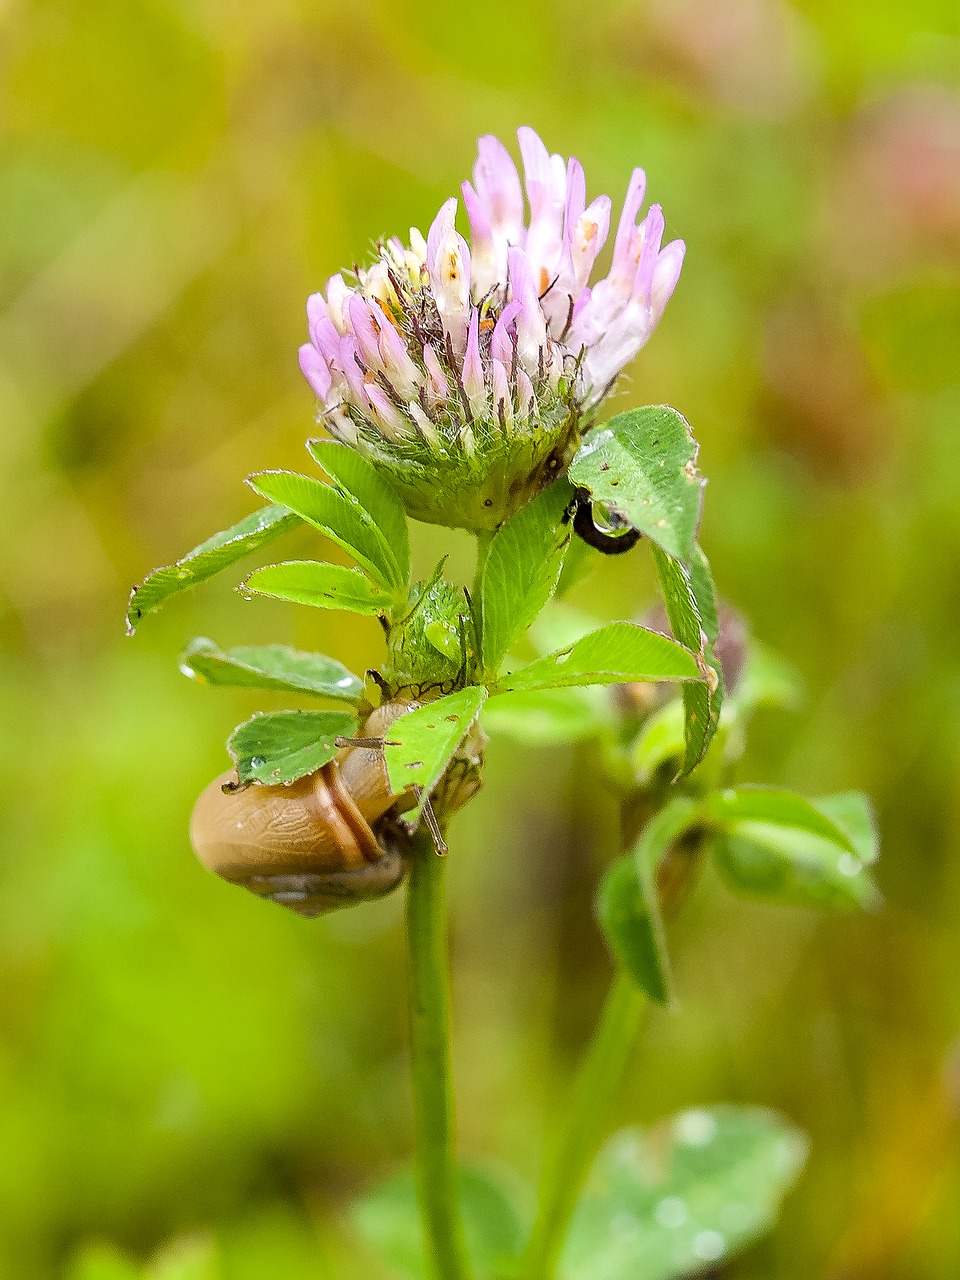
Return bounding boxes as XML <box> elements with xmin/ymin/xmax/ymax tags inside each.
<box><xmin>190</xmin><ymin>702</ymin><xmax>413</xmax><ymax>916</ymax></box>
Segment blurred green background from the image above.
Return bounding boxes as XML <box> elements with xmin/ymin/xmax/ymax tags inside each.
<box><xmin>2</xmin><ymin>0</ymin><xmax>960</xmax><ymax>1275</ymax></box>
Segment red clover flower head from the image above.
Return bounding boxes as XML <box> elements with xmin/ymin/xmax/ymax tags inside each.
<box><xmin>299</xmin><ymin>127</ymin><xmax>685</xmax><ymax>532</ymax></box>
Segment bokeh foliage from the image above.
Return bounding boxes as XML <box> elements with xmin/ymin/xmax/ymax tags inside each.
<box><xmin>2</xmin><ymin>0</ymin><xmax>960</xmax><ymax>1275</ymax></box>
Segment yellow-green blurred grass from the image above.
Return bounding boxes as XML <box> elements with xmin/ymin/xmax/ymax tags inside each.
<box><xmin>2</xmin><ymin>0</ymin><xmax>960</xmax><ymax>1275</ymax></box>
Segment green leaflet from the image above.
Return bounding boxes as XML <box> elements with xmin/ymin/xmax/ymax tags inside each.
<box><xmin>479</xmin><ymin>479</ymin><xmax>574</xmax><ymax>673</ymax></box>
<box><xmin>307</xmin><ymin>438</ymin><xmax>410</xmax><ymax>584</ymax></box>
<box><xmin>496</xmin><ymin>623</ymin><xmax>701</xmax><ymax>694</ymax></box>
<box><xmin>597</xmin><ymin>797</ymin><xmax>700</xmax><ymax>1005</ymax></box>
<box><xmin>631</xmin><ymin>699</ymin><xmax>687</xmax><ymax>785</ymax></box>
<box><xmin>704</xmin><ymin>787</ymin><xmax>857</xmax><ymax>851</ymax></box>
<box><xmin>383</xmin><ymin>687</ymin><xmax>488</xmax><ymax>820</ymax></box>
<box><xmin>179</xmin><ymin>638</ymin><xmax>363</xmax><ymax>702</ymax></box>
<box><xmin>568</xmin><ymin>405</ymin><xmax>704</xmax><ymax>563</ymax></box>
<box><xmin>560</xmin><ymin>1107</ymin><xmax>807</xmax><ymax>1280</ymax></box>
<box><xmin>228</xmin><ymin>709</ymin><xmax>357</xmax><ymax>785</ymax></box>
<box><xmin>352</xmin><ymin>1165</ymin><xmax>528</xmax><ymax>1280</ymax></box>
<box><xmin>242</xmin><ymin>561</ymin><xmax>392</xmax><ymax>616</ymax></box>
<box><xmin>248</xmin><ymin>470</ymin><xmax>404</xmax><ymax>596</ymax></box>
<box><xmin>707</xmin><ymin>787</ymin><xmax>879</xmax><ymax>911</ymax></box>
<box><xmin>651</xmin><ymin>544</ymin><xmax>722</xmax><ymax>776</ymax></box>
<box><xmin>126</xmin><ymin>504</ymin><xmax>298</xmax><ymax>634</ymax></box>
<box><xmin>483</xmin><ymin>686</ymin><xmax>612</xmax><ymax>746</ymax></box>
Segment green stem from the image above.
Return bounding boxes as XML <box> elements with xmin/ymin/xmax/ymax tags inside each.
<box><xmin>471</xmin><ymin>529</ymin><xmax>495</xmax><ymax>678</ymax></box>
<box><xmin>406</xmin><ymin>828</ymin><xmax>473</xmax><ymax>1280</ymax></box>
<box><xmin>521</xmin><ymin>972</ymin><xmax>647</xmax><ymax>1280</ymax></box>
<box><xmin>472</xmin><ymin>528</ymin><xmax>494</xmax><ymax>605</ymax></box>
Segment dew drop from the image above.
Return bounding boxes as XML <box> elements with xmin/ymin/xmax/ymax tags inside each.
<box><xmin>249</xmin><ymin>755</ymin><xmax>266</xmax><ymax>769</ymax></box>
<box><xmin>675</xmin><ymin>1109</ymin><xmax>718</xmax><ymax>1146</ymax></box>
<box><xmin>654</xmin><ymin>1196</ymin><xmax>688</xmax><ymax>1229</ymax></box>
<box><xmin>692</xmin><ymin>1229</ymin><xmax>725</xmax><ymax>1262</ymax></box>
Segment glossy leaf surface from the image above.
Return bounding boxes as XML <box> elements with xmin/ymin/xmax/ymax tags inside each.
<box><xmin>651</xmin><ymin>544</ymin><xmax>720</xmax><ymax>775</ymax></box>
<box><xmin>308</xmin><ymin>438</ymin><xmax>410</xmax><ymax>583</ymax></box>
<box><xmin>705</xmin><ymin>787</ymin><xmax>856</xmax><ymax>851</ymax></box>
<box><xmin>242</xmin><ymin>561</ymin><xmax>391</xmax><ymax>615</ymax></box>
<box><xmin>179</xmin><ymin>638</ymin><xmax>363</xmax><ymax>701</ymax></box>
<box><xmin>568</xmin><ymin>406</ymin><xmax>704</xmax><ymax>562</ymax></box>
<box><xmin>479</xmin><ymin>479</ymin><xmax>574</xmax><ymax>672</ymax></box>
<box><xmin>228</xmin><ymin>709</ymin><xmax>357</xmax><ymax>785</ymax></box>
<box><xmin>709</xmin><ymin>788</ymin><xmax>878</xmax><ymax>910</ymax></box>
<box><xmin>597</xmin><ymin>797</ymin><xmax>699</xmax><ymax>1005</ymax></box>
<box><xmin>383</xmin><ymin>687</ymin><xmax>487</xmax><ymax>817</ymax></box>
<box><xmin>496</xmin><ymin>623</ymin><xmax>700</xmax><ymax>694</ymax></box>
<box><xmin>248</xmin><ymin>470</ymin><xmax>403</xmax><ymax>593</ymax></box>
<box><xmin>560</xmin><ymin>1107</ymin><xmax>807</xmax><ymax>1280</ymax></box>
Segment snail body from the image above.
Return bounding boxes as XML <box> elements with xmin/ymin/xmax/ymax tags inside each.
<box><xmin>190</xmin><ymin>702</ymin><xmax>413</xmax><ymax>916</ymax></box>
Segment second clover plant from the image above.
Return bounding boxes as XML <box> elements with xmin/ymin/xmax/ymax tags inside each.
<box><xmin>128</xmin><ymin>127</ymin><xmax>878</xmax><ymax>1280</ymax></box>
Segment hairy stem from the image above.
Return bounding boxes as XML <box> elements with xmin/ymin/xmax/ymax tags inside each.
<box><xmin>406</xmin><ymin>828</ymin><xmax>473</xmax><ymax>1280</ymax></box>
<box><xmin>521</xmin><ymin>972</ymin><xmax>647</xmax><ymax>1280</ymax></box>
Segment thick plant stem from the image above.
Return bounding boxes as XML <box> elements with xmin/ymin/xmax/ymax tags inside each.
<box><xmin>521</xmin><ymin>972</ymin><xmax>646</xmax><ymax>1280</ymax></box>
<box><xmin>406</xmin><ymin>828</ymin><xmax>472</xmax><ymax>1280</ymax></box>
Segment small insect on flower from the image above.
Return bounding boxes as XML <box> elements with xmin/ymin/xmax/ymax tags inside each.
<box><xmin>299</xmin><ymin>127</ymin><xmax>685</xmax><ymax>532</ymax></box>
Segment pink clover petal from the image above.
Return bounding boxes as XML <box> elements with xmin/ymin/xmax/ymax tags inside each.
<box><xmin>516</xmin><ymin>367</ymin><xmax>536</xmax><ymax>417</ymax></box>
<box><xmin>326</xmin><ymin>274</ymin><xmax>354</xmax><ymax>334</ymax></box>
<box><xmin>306</xmin><ymin>292</ymin><xmax>330</xmax><ymax>347</ymax></box>
<box><xmin>520</xmin><ymin>127</ymin><xmax>567</xmax><ymax>285</ymax></box>
<box><xmin>507</xmin><ymin>247</ymin><xmax>547</xmax><ymax>374</ymax></box>
<box><xmin>462</xmin><ymin>308</ymin><xmax>488</xmax><ymax>413</ymax></box>
<box><xmin>422</xmin><ymin>343</ymin><xmax>450</xmax><ymax>403</ymax></box>
<box><xmin>347</xmin><ymin>295</ymin><xmax>383</xmax><ymax>371</ymax></box>
<box><xmin>426</xmin><ymin>197</ymin><xmax>458</xmax><ymax>276</ymax></box>
<box><xmin>651</xmin><ymin>240</ymin><xmax>686</xmax><ymax>321</ymax></box>
<box><xmin>369</xmin><ymin>301</ymin><xmax>421</xmax><ymax>399</ymax></box>
<box><xmin>490</xmin><ymin>358</ymin><xmax>513</xmax><ymax>421</ymax></box>
<box><xmin>632</xmin><ymin>204</ymin><xmax>665</xmax><ymax>305</ymax></box>
<box><xmin>582</xmin><ymin>298</ymin><xmax>654</xmax><ymax>399</ymax></box>
<box><xmin>564</xmin><ymin>157</ymin><xmax>587</xmax><ymax>240</ymax></box>
<box><xmin>518</xmin><ymin>126</ymin><xmax>554</xmax><ymax>223</ymax></box>
<box><xmin>311</xmin><ymin>315</ymin><xmax>344</xmax><ymax>367</ymax></box>
<box><xmin>338</xmin><ymin>334</ymin><xmax>367</xmax><ymax>402</ymax></box>
<box><xmin>490</xmin><ymin>299</ymin><xmax>522</xmax><ymax>364</ymax></box>
<box><xmin>299</xmin><ymin>343</ymin><xmax>332</xmax><ymax>401</ymax></box>
<box><xmin>462</xmin><ymin>180</ymin><xmax>499</xmax><ymax>298</ymax></box>
<box><xmin>364</xmin><ymin>382</ymin><xmax>405</xmax><ymax>439</ymax></box>
<box><xmin>612</xmin><ymin>168</ymin><xmax>648</xmax><ymax>271</ymax></box>
<box><xmin>474</xmin><ymin>134</ymin><xmax>524</xmax><ymax>245</ymax></box>
<box><xmin>428</xmin><ymin>201</ymin><xmax>472</xmax><ymax>352</ymax></box>
<box><xmin>569</xmin><ymin>195</ymin><xmax>612</xmax><ymax>295</ymax></box>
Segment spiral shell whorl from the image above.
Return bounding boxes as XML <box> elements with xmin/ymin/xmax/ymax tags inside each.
<box><xmin>190</xmin><ymin>706</ymin><xmax>414</xmax><ymax>916</ymax></box>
